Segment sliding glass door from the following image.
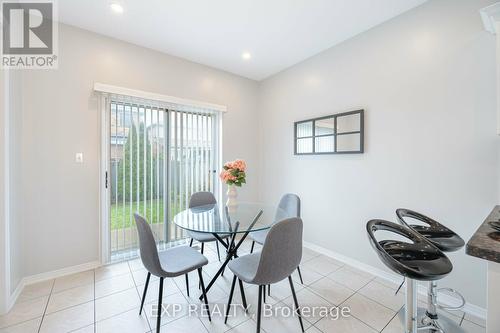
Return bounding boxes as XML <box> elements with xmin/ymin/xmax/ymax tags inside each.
<box><xmin>108</xmin><ymin>101</ymin><xmax>218</xmax><ymax>261</ymax></box>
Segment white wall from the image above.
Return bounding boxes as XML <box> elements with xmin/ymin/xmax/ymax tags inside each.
<box><xmin>258</xmin><ymin>0</ymin><xmax>497</xmax><ymax>308</ymax></box>
<box><xmin>8</xmin><ymin>71</ymin><xmax>23</xmax><ymax>294</ymax></box>
<box><xmin>0</xmin><ymin>64</ymin><xmax>8</xmax><ymax>313</ymax></box>
<box><xmin>18</xmin><ymin>23</ymin><xmax>260</xmax><ymax>277</ymax></box>
<box><xmin>0</xmin><ymin>67</ymin><xmax>24</xmax><ymax>312</ymax></box>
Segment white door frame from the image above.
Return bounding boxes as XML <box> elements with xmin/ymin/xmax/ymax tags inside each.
<box><xmin>98</xmin><ymin>95</ymin><xmax>223</xmax><ymax>263</ymax></box>
<box><xmin>99</xmin><ymin>94</ymin><xmax>111</xmax><ymax>264</ymax></box>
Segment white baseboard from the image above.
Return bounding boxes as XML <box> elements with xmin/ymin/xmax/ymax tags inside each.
<box><xmin>303</xmin><ymin>241</ymin><xmax>487</xmax><ymax>320</ymax></box>
<box><xmin>6</xmin><ymin>260</ymin><xmax>101</xmax><ymax>314</ymax></box>
<box><xmin>7</xmin><ymin>280</ymin><xmax>24</xmax><ymax>313</ymax></box>
<box><xmin>21</xmin><ymin>261</ymin><xmax>101</xmax><ymax>286</ymax></box>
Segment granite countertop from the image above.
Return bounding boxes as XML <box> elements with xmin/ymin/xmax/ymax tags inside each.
<box><xmin>466</xmin><ymin>205</ymin><xmax>500</xmax><ymax>263</ymax></box>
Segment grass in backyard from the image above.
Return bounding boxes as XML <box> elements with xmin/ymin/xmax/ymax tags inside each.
<box><xmin>110</xmin><ymin>199</ymin><xmax>182</xmax><ymax>230</ymax></box>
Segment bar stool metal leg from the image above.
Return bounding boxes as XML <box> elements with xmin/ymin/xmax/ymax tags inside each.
<box><xmin>427</xmin><ymin>281</ymin><xmax>439</xmax><ymax>320</ymax></box>
<box><xmin>405</xmin><ymin>279</ymin><xmax>417</xmax><ymax>333</ymax></box>
<box><xmin>420</xmin><ymin>281</ymin><xmax>445</xmax><ymax>333</ymax></box>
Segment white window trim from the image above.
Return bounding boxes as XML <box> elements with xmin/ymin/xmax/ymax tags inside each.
<box><xmin>95</xmin><ymin>85</ymin><xmax>224</xmax><ymax>263</ymax></box>
<box><xmin>94</xmin><ymin>83</ymin><xmax>227</xmax><ymax>113</ymax></box>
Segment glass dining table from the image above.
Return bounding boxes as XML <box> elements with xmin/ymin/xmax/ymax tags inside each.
<box><xmin>173</xmin><ymin>202</ymin><xmax>283</xmax><ymax>299</ymax></box>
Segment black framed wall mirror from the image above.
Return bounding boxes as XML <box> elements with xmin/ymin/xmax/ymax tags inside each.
<box><xmin>294</xmin><ymin>109</ymin><xmax>364</xmax><ymax>155</ymax></box>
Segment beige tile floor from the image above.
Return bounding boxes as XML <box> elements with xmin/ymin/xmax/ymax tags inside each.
<box><xmin>0</xmin><ymin>241</ymin><xmax>486</xmax><ymax>333</ymax></box>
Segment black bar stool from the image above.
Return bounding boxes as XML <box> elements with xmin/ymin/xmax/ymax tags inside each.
<box><xmin>397</xmin><ymin>209</ymin><xmax>466</xmax><ymax>332</ymax></box>
<box><xmin>366</xmin><ymin>219</ymin><xmax>453</xmax><ymax>333</ymax></box>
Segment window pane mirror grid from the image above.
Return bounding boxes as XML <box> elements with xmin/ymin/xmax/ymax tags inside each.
<box><xmin>296</xmin><ymin>137</ymin><xmax>313</xmax><ymax>154</ymax></box>
<box><xmin>294</xmin><ymin>110</ymin><xmax>363</xmax><ymax>155</ymax></box>
<box><xmin>336</xmin><ymin>133</ymin><xmax>361</xmax><ymax>152</ymax></box>
<box><xmin>336</xmin><ymin>113</ymin><xmax>361</xmax><ymax>133</ymax></box>
<box><xmin>315</xmin><ymin>135</ymin><xmax>335</xmax><ymax>153</ymax></box>
<box><xmin>314</xmin><ymin>117</ymin><xmax>335</xmax><ymax>136</ymax></box>
<box><xmin>296</xmin><ymin>121</ymin><xmax>313</xmax><ymax>138</ymax></box>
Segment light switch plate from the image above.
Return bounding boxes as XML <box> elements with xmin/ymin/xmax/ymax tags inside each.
<box><xmin>75</xmin><ymin>153</ymin><xmax>84</xmax><ymax>163</ymax></box>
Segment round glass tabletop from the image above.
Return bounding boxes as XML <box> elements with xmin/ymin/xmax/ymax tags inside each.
<box><xmin>173</xmin><ymin>202</ymin><xmax>283</xmax><ymax>234</ymax></box>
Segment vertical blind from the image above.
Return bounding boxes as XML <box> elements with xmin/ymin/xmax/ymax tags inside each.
<box><xmin>109</xmin><ymin>100</ymin><xmax>217</xmax><ymax>261</ymax></box>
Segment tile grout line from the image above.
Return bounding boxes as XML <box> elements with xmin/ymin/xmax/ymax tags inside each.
<box><xmin>0</xmin><ymin>290</ymin><xmax>57</xmax><ymax>331</ymax></box>
<box><xmin>301</xmin><ymin>279</ymin><xmax>353</xmax><ymax>307</ymax></box>
<box><xmin>322</xmin><ymin>269</ymin><xmax>375</xmax><ymax>292</ymax></box>
<box><xmin>95</xmin><ymin>284</ymin><xmax>138</xmax><ymax>301</ymax></box>
<box><xmin>94</xmin><ymin>270</ymin><xmax>133</xmax><ymax>284</ymax></box>
<box><xmin>380</xmin><ymin>305</ymin><xmax>403</xmax><ymax>333</ymax></box>
<box><xmin>311</xmin><ymin>316</ymin><xmax>327</xmax><ymax>333</ymax></box>
<box><xmin>337</xmin><ymin>291</ymin><xmax>392</xmax><ymax>332</ymax></box>
<box><xmin>92</xmin><ymin>274</ymin><xmax>147</xmax><ymax>326</ymax></box>
<box><xmin>305</xmin><ymin>271</ymin><xmax>396</xmax><ymax>316</ymax></box>
<box><xmin>128</xmin><ymin>259</ymin><xmax>153</xmax><ymax>332</ymax></box>
<box><xmin>33</xmin><ymin>299</ymin><xmax>95</xmax><ymax>317</ymax></box>
<box><xmin>222</xmin><ymin>317</ymin><xmax>252</xmax><ymax>333</ymax></box>
<box><xmin>313</xmin><ymin>282</ymin><xmax>359</xmax><ymax>323</ymax></box>
<box><xmin>37</xmin><ymin>278</ymin><xmax>55</xmax><ymax>333</ymax></box>
<box><xmin>356</xmin><ymin>279</ymin><xmax>410</xmax><ymax>314</ymax></box>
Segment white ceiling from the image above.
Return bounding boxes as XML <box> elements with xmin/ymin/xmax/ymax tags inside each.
<box><xmin>58</xmin><ymin>0</ymin><xmax>428</xmax><ymax>81</ymax></box>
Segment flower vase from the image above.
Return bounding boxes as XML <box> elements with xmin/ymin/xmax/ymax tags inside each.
<box><xmin>226</xmin><ymin>185</ymin><xmax>238</xmax><ymax>212</ymax></box>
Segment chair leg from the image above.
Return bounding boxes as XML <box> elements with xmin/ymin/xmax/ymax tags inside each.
<box><xmin>189</xmin><ymin>238</ymin><xmax>194</xmax><ymax>247</ymax></box>
<box><xmin>263</xmin><ymin>285</ymin><xmax>266</xmax><ymax>303</ymax></box>
<box><xmin>238</xmin><ymin>279</ymin><xmax>248</xmax><ymax>311</ymax></box>
<box><xmin>216</xmin><ymin>241</ymin><xmax>221</xmax><ymax>261</ymax></box>
<box><xmin>268</xmin><ymin>284</ymin><xmax>271</xmax><ymax>296</ymax></box>
<box><xmin>139</xmin><ymin>272</ymin><xmax>151</xmax><ymax>315</ymax></box>
<box><xmin>288</xmin><ymin>276</ymin><xmax>304</xmax><ymax>332</ymax></box>
<box><xmin>297</xmin><ymin>266</ymin><xmax>304</xmax><ymax>284</ymax></box>
<box><xmin>198</xmin><ymin>268</ymin><xmax>211</xmax><ymax>322</ymax></box>
<box><xmin>185</xmin><ymin>273</ymin><xmax>190</xmax><ymax>297</ymax></box>
<box><xmin>198</xmin><ymin>244</ymin><xmax>204</xmax><ymax>289</ymax></box>
<box><xmin>225</xmin><ymin>275</ymin><xmax>237</xmax><ymax>324</ymax></box>
<box><xmin>156</xmin><ymin>277</ymin><xmax>164</xmax><ymax>333</ymax></box>
<box><xmin>256</xmin><ymin>285</ymin><xmax>263</xmax><ymax>333</ymax></box>
<box><xmin>250</xmin><ymin>241</ymin><xmax>255</xmax><ymax>254</ymax></box>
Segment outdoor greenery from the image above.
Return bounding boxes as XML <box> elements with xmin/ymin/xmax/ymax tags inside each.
<box><xmin>111</xmin><ymin>199</ymin><xmax>162</xmax><ymax>229</ymax></box>
<box><xmin>110</xmin><ymin>199</ymin><xmax>186</xmax><ymax>230</ymax></box>
<box><xmin>110</xmin><ymin>121</ymin><xmax>212</xmax><ymax>232</ymax></box>
<box><xmin>113</xmin><ymin>122</ymin><xmax>163</xmax><ymax>202</ymax></box>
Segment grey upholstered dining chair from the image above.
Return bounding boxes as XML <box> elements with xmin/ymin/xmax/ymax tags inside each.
<box><xmin>225</xmin><ymin>217</ymin><xmax>305</xmax><ymax>333</ymax></box>
<box><xmin>134</xmin><ymin>213</ymin><xmax>211</xmax><ymax>333</ymax></box>
<box><xmin>188</xmin><ymin>191</ymin><xmax>230</xmax><ymax>261</ymax></box>
<box><xmin>249</xmin><ymin>193</ymin><xmax>304</xmax><ymax>284</ymax></box>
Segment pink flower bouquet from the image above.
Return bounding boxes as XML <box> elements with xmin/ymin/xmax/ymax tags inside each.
<box><xmin>219</xmin><ymin>159</ymin><xmax>246</xmax><ymax>187</ymax></box>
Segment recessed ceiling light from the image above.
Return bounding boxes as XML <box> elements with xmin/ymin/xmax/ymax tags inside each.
<box><xmin>242</xmin><ymin>52</ymin><xmax>252</xmax><ymax>60</ymax></box>
<box><xmin>110</xmin><ymin>3</ymin><xmax>124</xmax><ymax>14</ymax></box>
